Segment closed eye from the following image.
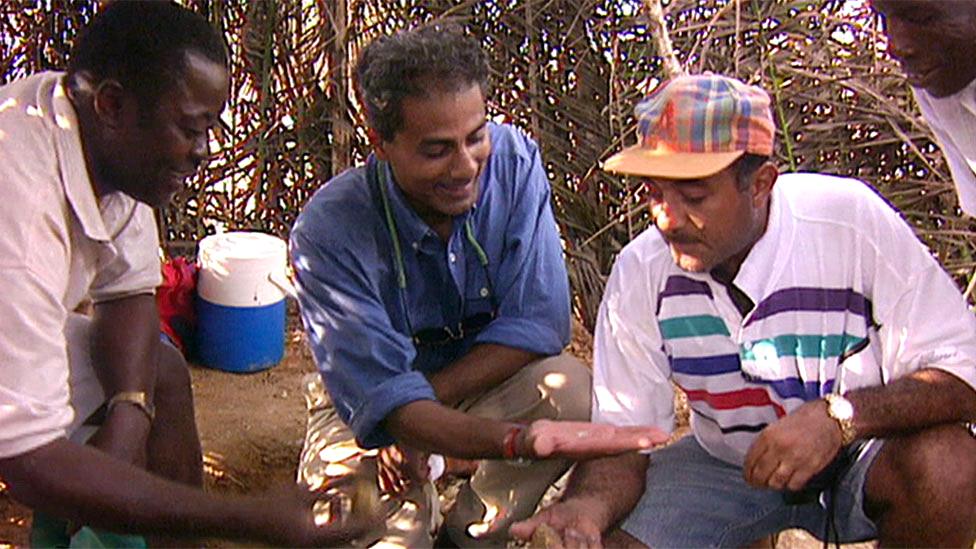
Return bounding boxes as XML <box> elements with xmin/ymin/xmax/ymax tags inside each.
<box><xmin>466</xmin><ymin>127</ymin><xmax>488</xmax><ymax>145</ymax></box>
<box><xmin>181</xmin><ymin>126</ymin><xmax>206</xmax><ymax>139</ymax></box>
<box><xmin>420</xmin><ymin>146</ymin><xmax>450</xmax><ymax>159</ymax></box>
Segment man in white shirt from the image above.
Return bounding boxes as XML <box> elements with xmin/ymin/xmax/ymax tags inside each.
<box><xmin>511</xmin><ymin>74</ymin><xmax>976</xmax><ymax>547</ymax></box>
<box><xmin>0</xmin><ymin>2</ymin><xmax>371</xmax><ymax>545</ymax></box>
<box><xmin>872</xmin><ymin>0</ymin><xmax>976</xmax><ymax>215</ymax></box>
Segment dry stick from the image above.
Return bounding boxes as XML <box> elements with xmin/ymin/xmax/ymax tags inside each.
<box><xmin>692</xmin><ymin>0</ymin><xmax>737</xmax><ymax>75</ymax></box>
<box><xmin>642</xmin><ymin>0</ymin><xmax>684</xmax><ymax>79</ymax></box>
<box><xmin>963</xmin><ymin>269</ymin><xmax>976</xmax><ymax>303</ymax></box>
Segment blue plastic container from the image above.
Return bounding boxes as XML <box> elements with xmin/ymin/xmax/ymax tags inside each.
<box><xmin>196</xmin><ymin>298</ymin><xmax>287</xmax><ymax>372</ymax></box>
<box><xmin>196</xmin><ymin>232</ymin><xmax>293</xmax><ymax>373</ymax></box>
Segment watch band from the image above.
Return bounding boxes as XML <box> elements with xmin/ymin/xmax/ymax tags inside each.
<box><xmin>824</xmin><ymin>393</ymin><xmax>856</xmax><ymax>445</ymax></box>
<box><xmin>107</xmin><ymin>391</ymin><xmax>156</xmax><ymax>422</ymax></box>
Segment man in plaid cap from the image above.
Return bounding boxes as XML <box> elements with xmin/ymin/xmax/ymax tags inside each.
<box><xmin>512</xmin><ymin>73</ymin><xmax>976</xmax><ymax>547</ymax></box>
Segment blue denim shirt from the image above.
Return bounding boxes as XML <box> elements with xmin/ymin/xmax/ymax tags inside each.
<box><xmin>291</xmin><ymin>123</ymin><xmax>571</xmax><ymax>448</ymax></box>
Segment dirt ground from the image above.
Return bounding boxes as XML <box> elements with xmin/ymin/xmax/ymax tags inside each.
<box><xmin>0</xmin><ymin>321</ymin><xmax>858</xmax><ymax>548</ymax></box>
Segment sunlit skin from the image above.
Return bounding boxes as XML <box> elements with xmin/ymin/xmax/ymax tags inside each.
<box><xmin>871</xmin><ymin>0</ymin><xmax>976</xmax><ymax>98</ymax></box>
<box><xmin>72</xmin><ymin>51</ymin><xmax>229</xmax><ymax>208</ymax></box>
<box><xmin>374</xmin><ymin>83</ymin><xmax>491</xmax><ymax>240</ymax></box>
<box><xmin>645</xmin><ymin>162</ymin><xmax>777</xmax><ymax>281</ymax></box>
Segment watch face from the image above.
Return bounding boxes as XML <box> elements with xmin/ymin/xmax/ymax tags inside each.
<box><xmin>829</xmin><ymin>396</ymin><xmax>854</xmax><ymax>420</ymax></box>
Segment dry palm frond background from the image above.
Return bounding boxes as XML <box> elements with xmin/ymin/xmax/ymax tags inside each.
<box><xmin>3</xmin><ymin>0</ymin><xmax>972</xmax><ymax>332</ymax></box>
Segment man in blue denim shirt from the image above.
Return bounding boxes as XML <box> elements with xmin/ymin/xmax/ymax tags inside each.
<box><xmin>291</xmin><ymin>24</ymin><xmax>664</xmax><ymax>547</ymax></box>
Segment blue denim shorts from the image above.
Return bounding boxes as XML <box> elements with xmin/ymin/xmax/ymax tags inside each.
<box><xmin>620</xmin><ymin>435</ymin><xmax>882</xmax><ymax>548</ymax></box>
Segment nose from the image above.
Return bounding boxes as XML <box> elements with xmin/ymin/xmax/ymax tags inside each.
<box><xmin>883</xmin><ymin>16</ymin><xmax>914</xmax><ymax>61</ymax></box>
<box><xmin>450</xmin><ymin>145</ymin><xmax>481</xmax><ymax>182</ymax></box>
<box><xmin>189</xmin><ymin>132</ymin><xmax>209</xmax><ymax>168</ymax></box>
<box><xmin>652</xmin><ymin>195</ymin><xmax>687</xmax><ymax>234</ymax></box>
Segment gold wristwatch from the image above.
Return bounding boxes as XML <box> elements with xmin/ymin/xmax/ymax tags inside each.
<box><xmin>108</xmin><ymin>391</ymin><xmax>156</xmax><ymax>422</ymax></box>
<box><xmin>824</xmin><ymin>393</ymin><xmax>856</xmax><ymax>445</ymax></box>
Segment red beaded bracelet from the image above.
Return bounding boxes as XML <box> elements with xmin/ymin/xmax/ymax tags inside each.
<box><xmin>502</xmin><ymin>424</ymin><xmax>525</xmax><ymax>460</ymax></box>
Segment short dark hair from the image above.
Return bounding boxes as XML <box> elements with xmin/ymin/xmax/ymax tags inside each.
<box><xmin>67</xmin><ymin>0</ymin><xmax>227</xmax><ymax>106</ymax></box>
<box><xmin>355</xmin><ymin>24</ymin><xmax>489</xmax><ymax>141</ymax></box>
<box><xmin>733</xmin><ymin>153</ymin><xmax>771</xmax><ymax>189</ymax></box>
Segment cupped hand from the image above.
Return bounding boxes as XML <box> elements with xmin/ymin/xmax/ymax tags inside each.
<box><xmin>377</xmin><ymin>444</ymin><xmax>430</xmax><ymax>495</ymax></box>
<box><xmin>521</xmin><ymin>420</ymin><xmax>668</xmax><ymax>461</ymax></box>
<box><xmin>272</xmin><ymin>476</ymin><xmax>382</xmax><ymax>547</ymax></box>
<box><xmin>510</xmin><ymin>498</ymin><xmax>606</xmax><ymax>549</ymax></box>
<box><xmin>743</xmin><ymin>399</ymin><xmax>843</xmax><ymax>492</ymax></box>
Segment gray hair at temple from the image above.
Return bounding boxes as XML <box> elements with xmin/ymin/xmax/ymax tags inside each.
<box><xmin>354</xmin><ymin>24</ymin><xmax>489</xmax><ymax>141</ymax></box>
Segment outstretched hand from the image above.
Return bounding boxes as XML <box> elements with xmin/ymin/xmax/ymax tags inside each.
<box><xmin>521</xmin><ymin>420</ymin><xmax>668</xmax><ymax>461</ymax></box>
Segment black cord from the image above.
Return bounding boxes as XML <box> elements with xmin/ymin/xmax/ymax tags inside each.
<box><xmin>821</xmin><ymin>474</ymin><xmax>842</xmax><ymax>549</ymax></box>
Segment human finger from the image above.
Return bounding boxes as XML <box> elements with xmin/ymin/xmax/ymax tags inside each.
<box><xmin>510</xmin><ymin>511</ymin><xmax>547</xmax><ymax>540</ymax></box>
<box><xmin>376</xmin><ymin>465</ymin><xmax>396</xmax><ymax>493</ymax></box>
<box><xmin>305</xmin><ymin>496</ymin><xmax>379</xmax><ymax>547</ymax></box>
<box><xmin>546</xmin><ymin>426</ymin><xmax>665</xmax><ymax>458</ymax></box>
<box><xmin>785</xmin><ymin>465</ymin><xmax>815</xmax><ymax>493</ymax></box>
<box><xmin>742</xmin><ymin>439</ymin><xmax>761</xmax><ymax>483</ymax></box>
<box><xmin>601</xmin><ymin>425</ymin><xmax>666</xmax><ymax>451</ymax></box>
<box><xmin>784</xmin><ymin>455</ymin><xmax>831</xmax><ymax>493</ymax></box>
<box><xmin>766</xmin><ymin>462</ymin><xmax>793</xmax><ymax>491</ymax></box>
<box><xmin>510</xmin><ymin>505</ymin><xmax>573</xmax><ymax>541</ymax></box>
<box><xmin>377</xmin><ymin>456</ymin><xmax>405</xmax><ymax>494</ymax></box>
<box><xmin>563</xmin><ymin>526</ymin><xmax>601</xmax><ymax>549</ymax></box>
<box><xmin>306</xmin><ymin>474</ymin><xmax>357</xmax><ymax>502</ymax></box>
<box><xmin>404</xmin><ymin>449</ymin><xmax>430</xmax><ymax>482</ymax></box>
<box><xmin>742</xmin><ymin>437</ymin><xmax>771</xmax><ymax>485</ymax></box>
<box><xmin>745</xmin><ymin>446</ymin><xmax>779</xmax><ymax>488</ymax></box>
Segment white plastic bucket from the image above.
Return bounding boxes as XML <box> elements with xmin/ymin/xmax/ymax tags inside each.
<box><xmin>196</xmin><ymin>232</ymin><xmax>295</xmax><ymax>372</ymax></box>
<box><xmin>197</xmin><ymin>231</ymin><xmax>294</xmax><ymax>306</ymax></box>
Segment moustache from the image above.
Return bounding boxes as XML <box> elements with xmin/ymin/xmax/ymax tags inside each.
<box><xmin>658</xmin><ymin>230</ymin><xmax>700</xmax><ymax>246</ymax></box>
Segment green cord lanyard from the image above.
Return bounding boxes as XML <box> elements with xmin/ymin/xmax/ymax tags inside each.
<box><xmin>374</xmin><ymin>159</ymin><xmax>491</xmax><ymax>337</ymax></box>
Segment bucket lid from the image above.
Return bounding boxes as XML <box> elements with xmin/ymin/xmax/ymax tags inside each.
<box><xmin>198</xmin><ymin>232</ymin><xmax>286</xmax><ymax>267</ymax></box>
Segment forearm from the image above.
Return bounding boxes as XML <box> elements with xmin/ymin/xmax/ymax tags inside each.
<box><xmin>848</xmin><ymin>368</ymin><xmax>976</xmax><ymax>438</ymax></box>
<box><xmin>91</xmin><ymin>294</ymin><xmax>160</xmax><ymax>396</ymax></box>
<box><xmin>562</xmin><ymin>452</ymin><xmax>648</xmax><ymax>532</ymax></box>
<box><xmin>427</xmin><ymin>343</ymin><xmax>537</xmax><ymax>406</ymax></box>
<box><xmin>1</xmin><ymin>439</ymin><xmax>273</xmax><ymax>542</ymax></box>
<box><xmin>89</xmin><ymin>294</ymin><xmax>163</xmax><ymax>457</ymax></box>
<box><xmin>384</xmin><ymin>399</ymin><xmax>514</xmax><ymax>458</ymax></box>
<box><xmin>384</xmin><ymin>400</ymin><xmax>666</xmax><ymax>462</ymax></box>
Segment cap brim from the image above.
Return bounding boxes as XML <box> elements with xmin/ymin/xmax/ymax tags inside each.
<box><xmin>603</xmin><ymin>146</ymin><xmax>745</xmax><ymax>180</ymax></box>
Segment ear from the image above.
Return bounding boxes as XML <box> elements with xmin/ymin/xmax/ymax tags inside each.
<box><xmin>367</xmin><ymin>127</ymin><xmax>390</xmax><ymax>161</ymax></box>
<box><xmin>90</xmin><ymin>79</ymin><xmax>129</xmax><ymax>130</ymax></box>
<box><xmin>750</xmin><ymin>162</ymin><xmax>778</xmax><ymax>206</ymax></box>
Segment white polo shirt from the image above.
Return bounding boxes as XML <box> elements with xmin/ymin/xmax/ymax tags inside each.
<box><xmin>914</xmin><ymin>80</ymin><xmax>976</xmax><ymax>216</ymax></box>
<box><xmin>0</xmin><ymin>72</ymin><xmax>161</xmax><ymax>459</ymax></box>
<box><xmin>593</xmin><ymin>172</ymin><xmax>976</xmax><ymax>465</ymax></box>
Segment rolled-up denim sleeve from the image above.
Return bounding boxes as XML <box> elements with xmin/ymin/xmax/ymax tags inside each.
<box><xmin>291</xmin><ymin>221</ymin><xmax>436</xmax><ymax>449</ymax></box>
<box><xmin>475</xmin><ymin>133</ymin><xmax>571</xmax><ymax>355</ymax></box>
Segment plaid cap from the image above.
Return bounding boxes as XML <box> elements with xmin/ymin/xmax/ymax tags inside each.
<box><xmin>604</xmin><ymin>73</ymin><xmax>775</xmax><ymax>179</ymax></box>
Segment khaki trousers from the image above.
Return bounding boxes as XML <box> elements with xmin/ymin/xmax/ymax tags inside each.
<box><xmin>297</xmin><ymin>353</ymin><xmax>592</xmax><ymax>548</ymax></box>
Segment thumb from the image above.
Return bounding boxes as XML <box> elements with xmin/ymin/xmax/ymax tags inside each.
<box><xmin>527</xmin><ymin>431</ymin><xmax>556</xmax><ymax>459</ymax></box>
<box><xmin>509</xmin><ymin>512</ymin><xmax>545</xmax><ymax>540</ymax></box>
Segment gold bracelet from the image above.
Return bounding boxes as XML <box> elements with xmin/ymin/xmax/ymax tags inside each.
<box><xmin>107</xmin><ymin>391</ymin><xmax>156</xmax><ymax>422</ymax></box>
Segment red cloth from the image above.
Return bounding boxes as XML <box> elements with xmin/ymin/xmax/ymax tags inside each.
<box><xmin>157</xmin><ymin>257</ymin><xmax>197</xmax><ymax>354</ymax></box>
